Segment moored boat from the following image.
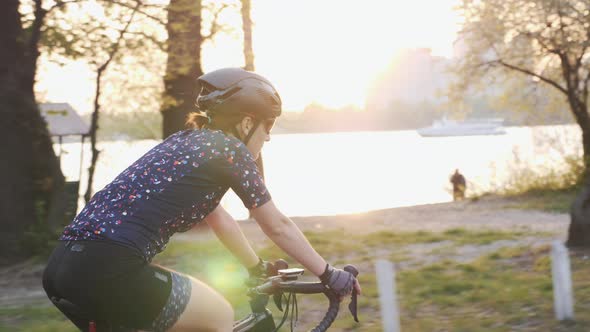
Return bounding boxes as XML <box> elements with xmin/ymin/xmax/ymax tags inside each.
<box><xmin>417</xmin><ymin>117</ymin><xmax>506</xmax><ymax>137</ymax></box>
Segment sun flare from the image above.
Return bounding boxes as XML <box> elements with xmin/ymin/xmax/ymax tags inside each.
<box><xmin>202</xmin><ymin>0</ymin><xmax>462</xmax><ymax>111</ymax></box>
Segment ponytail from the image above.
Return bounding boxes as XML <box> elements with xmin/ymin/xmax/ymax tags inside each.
<box><xmin>185</xmin><ymin>112</ymin><xmax>209</xmax><ymax>129</ymax></box>
<box><xmin>185</xmin><ymin>111</ymin><xmax>245</xmax><ymax>138</ymax></box>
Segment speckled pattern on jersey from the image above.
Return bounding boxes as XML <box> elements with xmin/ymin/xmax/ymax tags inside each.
<box><xmin>60</xmin><ymin>129</ymin><xmax>271</xmax><ymax>261</ymax></box>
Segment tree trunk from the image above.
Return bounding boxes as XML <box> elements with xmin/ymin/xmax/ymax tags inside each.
<box><xmin>85</xmin><ymin>4</ymin><xmax>138</xmax><ymax>201</ymax></box>
<box><xmin>0</xmin><ymin>0</ymin><xmax>64</xmax><ymax>264</ymax></box>
<box><xmin>240</xmin><ymin>0</ymin><xmax>265</xmax><ymax>183</ymax></box>
<box><xmin>241</xmin><ymin>0</ymin><xmax>254</xmax><ymax>71</ymax></box>
<box><xmin>568</xmin><ymin>183</ymin><xmax>590</xmax><ymax>247</ymax></box>
<box><xmin>568</xmin><ymin>124</ymin><xmax>590</xmax><ymax>247</ymax></box>
<box><xmin>161</xmin><ymin>0</ymin><xmax>203</xmax><ymax>138</ymax></box>
<box><xmin>85</xmin><ymin>69</ymin><xmax>105</xmax><ymax>202</ymax></box>
<box><xmin>0</xmin><ymin>98</ymin><xmax>37</xmax><ymax>263</ymax></box>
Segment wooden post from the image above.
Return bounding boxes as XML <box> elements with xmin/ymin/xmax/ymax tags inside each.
<box><xmin>58</xmin><ymin>135</ymin><xmax>63</xmax><ymax>163</ymax></box>
<box><xmin>376</xmin><ymin>259</ymin><xmax>401</xmax><ymax>332</ymax></box>
<box><xmin>551</xmin><ymin>241</ymin><xmax>574</xmax><ymax>320</ymax></box>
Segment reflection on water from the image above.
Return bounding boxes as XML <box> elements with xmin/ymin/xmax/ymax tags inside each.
<box><xmin>56</xmin><ymin>125</ymin><xmax>581</xmax><ymax>219</ymax></box>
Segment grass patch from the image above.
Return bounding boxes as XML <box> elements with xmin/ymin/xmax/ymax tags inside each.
<box><xmin>265</xmin><ymin>245</ymin><xmax>590</xmax><ymax>331</ymax></box>
<box><xmin>366</xmin><ymin>228</ymin><xmax>530</xmax><ymax>246</ymax></box>
<box><xmin>254</xmin><ymin>228</ymin><xmax>532</xmax><ymax>269</ymax></box>
<box><xmin>503</xmin><ymin>188</ymin><xmax>578</xmax><ymax>213</ymax></box>
<box><xmin>8</xmin><ymin>229</ymin><xmax>585</xmax><ymax>331</ymax></box>
<box><xmin>393</xmin><ymin>247</ymin><xmax>590</xmax><ymax>331</ymax></box>
<box><xmin>0</xmin><ymin>305</ymin><xmax>76</xmax><ymax>332</ymax></box>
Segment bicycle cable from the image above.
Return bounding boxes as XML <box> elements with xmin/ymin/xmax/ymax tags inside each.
<box><xmin>290</xmin><ymin>291</ymin><xmax>298</xmax><ymax>331</ymax></box>
<box><xmin>272</xmin><ymin>291</ymin><xmax>299</xmax><ymax>332</ymax></box>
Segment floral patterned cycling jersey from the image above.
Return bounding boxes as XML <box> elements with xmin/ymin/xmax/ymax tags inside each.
<box><xmin>60</xmin><ymin>129</ymin><xmax>271</xmax><ymax>261</ymax></box>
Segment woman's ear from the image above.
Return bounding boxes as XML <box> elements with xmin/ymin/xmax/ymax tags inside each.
<box><xmin>239</xmin><ymin>116</ymin><xmax>254</xmax><ymax>137</ymax></box>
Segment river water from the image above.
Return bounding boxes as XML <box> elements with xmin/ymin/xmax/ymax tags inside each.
<box><xmin>56</xmin><ymin>125</ymin><xmax>582</xmax><ymax>219</ymax></box>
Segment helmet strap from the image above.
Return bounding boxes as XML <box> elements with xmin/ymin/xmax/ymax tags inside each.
<box><xmin>242</xmin><ymin>119</ymin><xmax>262</xmax><ymax>146</ymax></box>
<box><xmin>230</xmin><ymin>126</ymin><xmax>241</xmax><ymax>140</ymax></box>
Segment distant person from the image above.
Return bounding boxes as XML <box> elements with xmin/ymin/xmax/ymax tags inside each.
<box><xmin>450</xmin><ymin>169</ymin><xmax>466</xmax><ymax>201</ymax></box>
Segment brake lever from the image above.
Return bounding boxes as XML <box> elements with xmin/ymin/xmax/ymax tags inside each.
<box><xmin>348</xmin><ymin>289</ymin><xmax>359</xmax><ymax>322</ymax></box>
<box><xmin>273</xmin><ymin>293</ymin><xmax>284</xmax><ymax>311</ymax></box>
<box><xmin>343</xmin><ymin>265</ymin><xmax>360</xmax><ymax>323</ymax></box>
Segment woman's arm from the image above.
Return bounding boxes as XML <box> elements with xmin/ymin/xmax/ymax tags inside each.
<box><xmin>204</xmin><ymin>205</ymin><xmax>259</xmax><ymax>269</ymax></box>
<box><xmin>250</xmin><ymin>200</ymin><xmax>327</xmax><ymax>277</ymax></box>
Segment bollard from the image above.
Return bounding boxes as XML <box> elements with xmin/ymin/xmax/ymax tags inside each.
<box><xmin>376</xmin><ymin>259</ymin><xmax>401</xmax><ymax>332</ymax></box>
<box><xmin>551</xmin><ymin>241</ymin><xmax>574</xmax><ymax>320</ymax></box>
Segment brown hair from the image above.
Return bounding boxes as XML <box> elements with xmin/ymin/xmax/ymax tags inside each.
<box><xmin>185</xmin><ymin>111</ymin><xmax>245</xmax><ymax>136</ymax></box>
<box><xmin>185</xmin><ymin>112</ymin><xmax>209</xmax><ymax>129</ymax></box>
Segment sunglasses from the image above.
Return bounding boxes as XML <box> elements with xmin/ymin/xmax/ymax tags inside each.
<box><xmin>263</xmin><ymin>118</ymin><xmax>276</xmax><ymax>135</ymax></box>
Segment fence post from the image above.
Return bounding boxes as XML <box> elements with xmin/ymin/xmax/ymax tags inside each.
<box><xmin>551</xmin><ymin>241</ymin><xmax>574</xmax><ymax>320</ymax></box>
<box><xmin>376</xmin><ymin>259</ymin><xmax>401</xmax><ymax>332</ymax></box>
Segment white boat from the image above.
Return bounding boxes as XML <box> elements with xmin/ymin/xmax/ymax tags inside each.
<box><xmin>417</xmin><ymin>117</ymin><xmax>506</xmax><ymax>137</ymax></box>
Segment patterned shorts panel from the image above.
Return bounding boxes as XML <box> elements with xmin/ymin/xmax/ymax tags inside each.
<box><xmin>151</xmin><ymin>272</ymin><xmax>192</xmax><ymax>332</ymax></box>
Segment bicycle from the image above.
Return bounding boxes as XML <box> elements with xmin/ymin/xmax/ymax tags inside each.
<box><xmin>233</xmin><ymin>260</ymin><xmax>359</xmax><ymax>332</ymax></box>
<box><xmin>50</xmin><ymin>260</ymin><xmax>359</xmax><ymax>332</ymax></box>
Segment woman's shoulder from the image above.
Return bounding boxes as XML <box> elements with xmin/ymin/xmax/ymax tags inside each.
<box><xmin>200</xmin><ymin>129</ymin><xmax>257</xmax><ymax>163</ymax></box>
<box><xmin>203</xmin><ymin>129</ymin><xmax>244</xmax><ymax>149</ymax></box>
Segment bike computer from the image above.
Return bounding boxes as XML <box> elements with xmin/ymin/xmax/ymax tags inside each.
<box><xmin>278</xmin><ymin>268</ymin><xmax>304</xmax><ymax>277</ymax></box>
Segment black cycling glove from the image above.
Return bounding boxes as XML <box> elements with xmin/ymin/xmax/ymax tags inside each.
<box><xmin>319</xmin><ymin>264</ymin><xmax>355</xmax><ymax>298</ymax></box>
<box><xmin>247</xmin><ymin>258</ymin><xmax>269</xmax><ymax>279</ymax></box>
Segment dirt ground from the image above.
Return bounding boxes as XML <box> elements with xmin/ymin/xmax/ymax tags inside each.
<box><xmin>177</xmin><ymin>195</ymin><xmax>569</xmax><ymax>246</ymax></box>
<box><xmin>0</xmin><ymin>196</ymin><xmax>569</xmax><ymax>308</ymax></box>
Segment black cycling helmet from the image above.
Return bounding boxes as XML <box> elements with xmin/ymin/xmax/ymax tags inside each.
<box><xmin>196</xmin><ymin>67</ymin><xmax>282</xmax><ymax>119</ymax></box>
<box><xmin>195</xmin><ymin>68</ymin><xmax>282</xmax><ymax>145</ymax></box>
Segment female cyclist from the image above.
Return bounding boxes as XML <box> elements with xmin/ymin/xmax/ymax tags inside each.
<box><xmin>42</xmin><ymin>68</ymin><xmax>361</xmax><ymax>332</ymax></box>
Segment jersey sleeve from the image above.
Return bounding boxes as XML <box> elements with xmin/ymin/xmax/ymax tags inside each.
<box><xmin>209</xmin><ymin>140</ymin><xmax>272</xmax><ymax>209</ymax></box>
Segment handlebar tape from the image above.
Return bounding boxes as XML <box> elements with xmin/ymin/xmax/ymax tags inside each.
<box><xmin>278</xmin><ymin>282</ymin><xmax>326</xmax><ymax>294</ymax></box>
<box><xmin>310</xmin><ymin>294</ymin><xmax>339</xmax><ymax>332</ymax></box>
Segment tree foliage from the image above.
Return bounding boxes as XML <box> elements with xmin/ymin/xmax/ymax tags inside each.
<box><xmin>452</xmin><ymin>0</ymin><xmax>589</xmax><ymax>136</ymax></box>
<box><xmin>2</xmin><ymin>0</ymin><xmax>167</xmax><ymax>260</ymax></box>
<box><xmin>451</xmin><ymin>0</ymin><xmax>590</xmax><ymax>246</ymax></box>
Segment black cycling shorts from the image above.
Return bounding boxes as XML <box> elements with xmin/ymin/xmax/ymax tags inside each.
<box><xmin>42</xmin><ymin>240</ymin><xmax>191</xmax><ymax>331</ymax></box>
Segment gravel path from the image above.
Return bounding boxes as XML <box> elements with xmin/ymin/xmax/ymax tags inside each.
<box><xmin>180</xmin><ymin>196</ymin><xmax>569</xmax><ymax>246</ymax></box>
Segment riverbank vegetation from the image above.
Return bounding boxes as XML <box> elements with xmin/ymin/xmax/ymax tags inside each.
<box><xmin>476</xmin><ymin>149</ymin><xmax>584</xmax><ymax>214</ymax></box>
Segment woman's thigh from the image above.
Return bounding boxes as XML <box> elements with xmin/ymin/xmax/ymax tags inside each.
<box><xmin>167</xmin><ymin>275</ymin><xmax>234</xmax><ymax>332</ymax></box>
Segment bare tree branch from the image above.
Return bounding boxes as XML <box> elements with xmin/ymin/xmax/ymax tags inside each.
<box><xmin>47</xmin><ymin>0</ymin><xmax>84</xmax><ymax>13</ymax></box>
<box><xmin>583</xmin><ymin>71</ymin><xmax>590</xmax><ymax>104</ymax></box>
<box><xmin>31</xmin><ymin>0</ymin><xmax>45</xmax><ymax>34</ymax></box>
<box><xmin>102</xmin><ymin>0</ymin><xmax>166</xmax><ymax>26</ymax></box>
<box><xmin>575</xmin><ymin>41</ymin><xmax>589</xmax><ymax>68</ymax></box>
<box><xmin>28</xmin><ymin>0</ymin><xmax>47</xmax><ymax>74</ymax></box>
<box><xmin>556</xmin><ymin>1</ymin><xmax>568</xmax><ymax>45</ymax></box>
<box><xmin>86</xmin><ymin>0</ymin><xmax>140</xmax><ymax>202</ymax></box>
<box><xmin>101</xmin><ymin>1</ymin><xmax>140</xmax><ymax>71</ymax></box>
<box><xmin>524</xmin><ymin>30</ymin><xmax>562</xmax><ymax>55</ymax></box>
<box><xmin>562</xmin><ymin>1</ymin><xmax>588</xmax><ymax>21</ymax></box>
<box><xmin>490</xmin><ymin>59</ymin><xmax>569</xmax><ymax>95</ymax></box>
<box><xmin>202</xmin><ymin>3</ymin><xmax>231</xmax><ymax>41</ymax></box>
<box><xmin>124</xmin><ymin>30</ymin><xmax>166</xmax><ymax>51</ymax></box>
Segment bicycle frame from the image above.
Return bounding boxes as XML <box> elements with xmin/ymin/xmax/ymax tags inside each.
<box><xmin>233</xmin><ymin>306</ymin><xmax>276</xmax><ymax>332</ymax></box>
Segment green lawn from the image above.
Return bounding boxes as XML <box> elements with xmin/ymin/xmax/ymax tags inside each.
<box><xmin>3</xmin><ymin>228</ymin><xmax>589</xmax><ymax>332</ymax></box>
